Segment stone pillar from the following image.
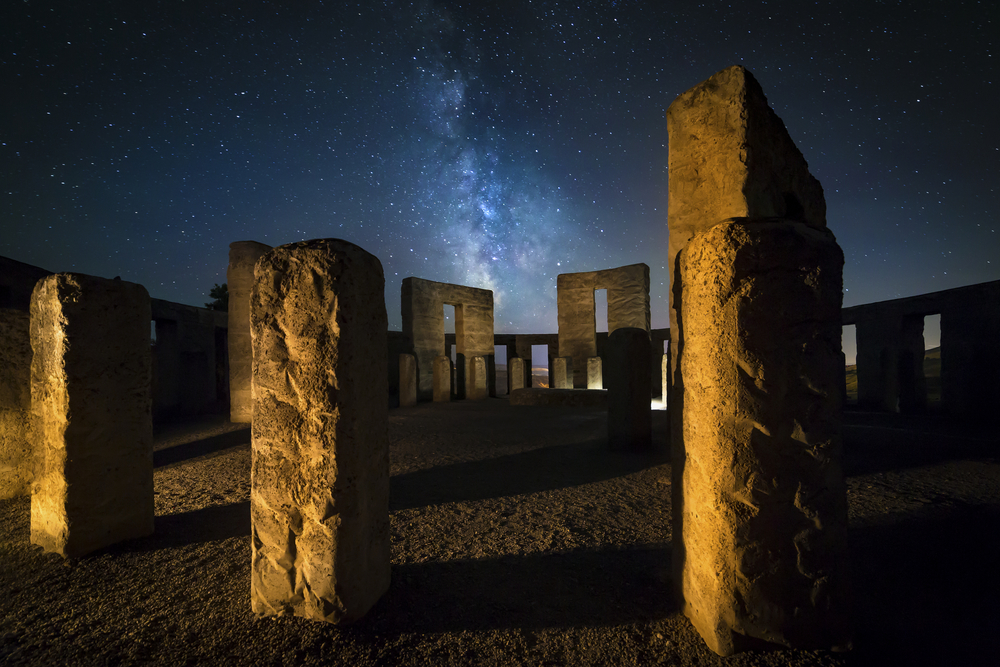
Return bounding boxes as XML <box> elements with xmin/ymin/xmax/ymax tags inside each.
<box><xmin>898</xmin><ymin>315</ymin><xmax>927</xmax><ymax>414</ymax></box>
<box><xmin>433</xmin><ymin>355</ymin><xmax>452</xmax><ymax>402</ymax></box>
<box><xmin>468</xmin><ymin>355</ymin><xmax>488</xmax><ymax>400</ymax></box>
<box><xmin>515</xmin><ymin>338</ymin><xmax>533</xmax><ymax>388</ymax></box>
<box><xmin>250</xmin><ymin>239</ymin><xmax>389</xmax><ymax>624</ymax></box>
<box><xmin>30</xmin><ymin>274</ymin><xmax>153</xmax><ymax>558</ymax></box>
<box><xmin>399</xmin><ymin>353</ymin><xmax>417</xmax><ymax>407</ymax></box>
<box><xmin>586</xmin><ymin>356</ymin><xmax>603</xmax><ymax>390</ymax></box>
<box><xmin>227</xmin><ymin>240</ymin><xmax>272</xmax><ymax>423</ymax></box>
<box><xmin>661</xmin><ymin>353</ymin><xmax>670</xmax><ymax>408</ymax></box>
<box><xmin>606</xmin><ymin>329</ymin><xmax>651</xmax><ymax>451</ymax></box>
<box><xmin>509</xmin><ymin>357</ymin><xmax>527</xmax><ymax>392</ymax></box>
<box><xmin>553</xmin><ymin>357</ymin><xmax>573</xmax><ymax>389</ymax></box>
<box><xmin>677</xmin><ymin>220</ymin><xmax>850</xmax><ymax>654</ymax></box>
<box><xmin>0</xmin><ymin>309</ymin><xmax>32</xmax><ymax>499</ymax></box>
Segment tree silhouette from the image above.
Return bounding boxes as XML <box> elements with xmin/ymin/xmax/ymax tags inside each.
<box><xmin>205</xmin><ymin>283</ymin><xmax>228</xmax><ymax>311</ymax></box>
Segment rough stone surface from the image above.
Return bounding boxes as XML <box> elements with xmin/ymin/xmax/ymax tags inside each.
<box><xmin>509</xmin><ymin>387</ymin><xmax>608</xmax><ymax>408</ymax></box>
<box><xmin>227</xmin><ymin>241</ymin><xmax>272</xmax><ymax>423</ymax></box>
<box><xmin>468</xmin><ymin>356</ymin><xmax>488</xmax><ymax>400</ymax></box>
<box><xmin>433</xmin><ymin>356</ymin><xmax>452</xmax><ymax>402</ymax></box>
<box><xmin>399</xmin><ymin>354</ymin><xmax>417</xmax><ymax>407</ymax></box>
<box><xmin>557</xmin><ymin>264</ymin><xmax>650</xmax><ymax>387</ymax></box>
<box><xmin>0</xmin><ymin>309</ymin><xmax>32</xmax><ymax>498</ymax></box>
<box><xmin>553</xmin><ymin>357</ymin><xmax>573</xmax><ymax>389</ymax></box>
<box><xmin>30</xmin><ymin>273</ymin><xmax>154</xmax><ymax>558</ymax></box>
<box><xmin>661</xmin><ymin>354</ymin><xmax>670</xmax><ymax>407</ymax></box>
<box><xmin>509</xmin><ymin>357</ymin><xmax>527</xmax><ymax>392</ymax></box>
<box><xmin>586</xmin><ymin>356</ymin><xmax>603</xmax><ymax>390</ymax></box>
<box><xmin>666</xmin><ymin>65</ymin><xmax>826</xmax><ymax>396</ymax></box>
<box><xmin>250</xmin><ymin>239</ymin><xmax>389</xmax><ymax>624</ymax></box>
<box><xmin>606</xmin><ymin>328</ymin><xmax>651</xmax><ymax>451</ymax></box>
<box><xmin>675</xmin><ymin>219</ymin><xmax>850</xmax><ymax>655</ymax></box>
<box><xmin>401</xmin><ymin>278</ymin><xmax>494</xmax><ymax>401</ymax></box>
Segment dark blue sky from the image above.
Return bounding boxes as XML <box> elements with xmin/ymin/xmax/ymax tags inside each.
<box><xmin>3</xmin><ymin>1</ymin><xmax>997</xmax><ymax>339</ymax></box>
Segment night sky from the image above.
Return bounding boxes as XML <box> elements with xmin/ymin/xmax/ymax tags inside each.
<box><xmin>3</xmin><ymin>1</ymin><xmax>998</xmax><ymax>346</ymax></box>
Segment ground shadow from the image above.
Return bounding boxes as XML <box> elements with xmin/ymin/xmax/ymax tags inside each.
<box><xmin>110</xmin><ymin>502</ymin><xmax>251</xmax><ymax>554</ymax></box>
<box><xmin>361</xmin><ymin>544</ymin><xmax>674</xmax><ymax>634</ymax></box>
<box><xmin>847</xmin><ymin>504</ymin><xmax>1000</xmax><ymax>665</ymax></box>
<box><xmin>153</xmin><ymin>428</ymin><xmax>250</xmax><ymax>468</ymax></box>
<box><xmin>391</xmin><ymin>440</ymin><xmax>669</xmax><ymax>511</ymax></box>
<box><xmin>842</xmin><ymin>417</ymin><xmax>995</xmax><ymax>477</ymax></box>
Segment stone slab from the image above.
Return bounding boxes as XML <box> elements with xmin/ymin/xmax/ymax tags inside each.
<box><xmin>227</xmin><ymin>240</ymin><xmax>272</xmax><ymax>423</ymax></box>
<box><xmin>606</xmin><ymin>328</ymin><xmax>651</xmax><ymax>451</ymax></box>
<box><xmin>586</xmin><ymin>356</ymin><xmax>603</xmax><ymax>390</ymax></box>
<box><xmin>553</xmin><ymin>357</ymin><xmax>573</xmax><ymax>389</ymax></box>
<box><xmin>399</xmin><ymin>353</ymin><xmax>417</xmax><ymax>407</ymax></box>
<box><xmin>0</xmin><ymin>309</ymin><xmax>32</xmax><ymax>498</ymax></box>
<box><xmin>675</xmin><ymin>219</ymin><xmax>849</xmax><ymax>654</ymax></box>
<box><xmin>30</xmin><ymin>273</ymin><xmax>153</xmax><ymax>558</ymax></box>
<box><xmin>433</xmin><ymin>356</ymin><xmax>452</xmax><ymax>402</ymax></box>
<box><xmin>250</xmin><ymin>239</ymin><xmax>389</xmax><ymax>624</ymax></box>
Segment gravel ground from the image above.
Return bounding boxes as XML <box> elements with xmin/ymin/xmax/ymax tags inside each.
<box><xmin>1</xmin><ymin>401</ymin><xmax>998</xmax><ymax>666</ymax></box>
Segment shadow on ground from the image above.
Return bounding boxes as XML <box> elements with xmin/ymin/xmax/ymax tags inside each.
<box><xmin>153</xmin><ymin>428</ymin><xmax>250</xmax><ymax>468</ymax></box>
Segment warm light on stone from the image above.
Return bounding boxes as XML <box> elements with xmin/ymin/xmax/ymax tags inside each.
<box><xmin>250</xmin><ymin>239</ymin><xmax>389</xmax><ymax>624</ymax></box>
<box><xmin>227</xmin><ymin>240</ymin><xmax>272</xmax><ymax>423</ymax></box>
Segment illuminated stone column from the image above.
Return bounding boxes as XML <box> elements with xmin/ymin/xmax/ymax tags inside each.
<box><xmin>0</xmin><ymin>309</ymin><xmax>32</xmax><ymax>499</ymax></box>
<box><xmin>30</xmin><ymin>274</ymin><xmax>153</xmax><ymax>558</ymax></box>
<box><xmin>468</xmin><ymin>355</ymin><xmax>488</xmax><ymax>400</ymax></box>
<box><xmin>399</xmin><ymin>353</ymin><xmax>417</xmax><ymax>407</ymax></box>
<box><xmin>433</xmin><ymin>355</ymin><xmax>451</xmax><ymax>402</ymax></box>
<box><xmin>250</xmin><ymin>239</ymin><xmax>389</xmax><ymax>624</ymax></box>
<box><xmin>509</xmin><ymin>357</ymin><xmax>527</xmax><ymax>391</ymax></box>
<box><xmin>677</xmin><ymin>220</ymin><xmax>850</xmax><ymax>655</ymax></box>
<box><xmin>227</xmin><ymin>240</ymin><xmax>272</xmax><ymax>423</ymax></box>
<box><xmin>553</xmin><ymin>357</ymin><xmax>573</xmax><ymax>389</ymax></box>
<box><xmin>586</xmin><ymin>356</ymin><xmax>603</xmax><ymax>389</ymax></box>
<box><xmin>606</xmin><ymin>328</ymin><xmax>651</xmax><ymax>451</ymax></box>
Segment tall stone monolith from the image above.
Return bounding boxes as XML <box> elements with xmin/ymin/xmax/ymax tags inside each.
<box><xmin>30</xmin><ymin>274</ymin><xmax>153</xmax><ymax>558</ymax></box>
<box><xmin>606</xmin><ymin>328</ymin><xmax>651</xmax><ymax>451</ymax></box>
<box><xmin>228</xmin><ymin>240</ymin><xmax>272</xmax><ymax>423</ymax></box>
<box><xmin>509</xmin><ymin>357</ymin><xmax>527</xmax><ymax>392</ymax></box>
<box><xmin>250</xmin><ymin>239</ymin><xmax>389</xmax><ymax>624</ymax></box>
<box><xmin>677</xmin><ymin>220</ymin><xmax>850</xmax><ymax>654</ymax></box>
<box><xmin>586</xmin><ymin>356</ymin><xmax>603</xmax><ymax>390</ymax></box>
<box><xmin>433</xmin><ymin>355</ymin><xmax>452</xmax><ymax>402</ymax></box>
<box><xmin>399</xmin><ymin>353</ymin><xmax>417</xmax><ymax>407</ymax></box>
<box><xmin>468</xmin><ymin>355</ymin><xmax>488</xmax><ymax>400</ymax></box>
<box><xmin>553</xmin><ymin>357</ymin><xmax>573</xmax><ymax>389</ymax></box>
<box><xmin>0</xmin><ymin>309</ymin><xmax>32</xmax><ymax>499</ymax></box>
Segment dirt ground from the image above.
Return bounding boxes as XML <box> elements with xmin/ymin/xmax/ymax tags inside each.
<box><xmin>1</xmin><ymin>400</ymin><xmax>998</xmax><ymax>666</ymax></box>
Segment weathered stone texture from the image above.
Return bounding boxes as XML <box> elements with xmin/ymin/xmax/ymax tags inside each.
<box><xmin>666</xmin><ymin>65</ymin><xmax>826</xmax><ymax>387</ymax></box>
<box><xmin>401</xmin><ymin>278</ymin><xmax>494</xmax><ymax>401</ymax></box>
<box><xmin>553</xmin><ymin>357</ymin><xmax>573</xmax><ymax>389</ymax></box>
<box><xmin>468</xmin><ymin>356</ymin><xmax>488</xmax><ymax>400</ymax></box>
<box><xmin>586</xmin><ymin>356</ymin><xmax>603</xmax><ymax>390</ymax></box>
<box><xmin>399</xmin><ymin>354</ymin><xmax>417</xmax><ymax>407</ymax></box>
<box><xmin>433</xmin><ymin>356</ymin><xmax>452</xmax><ymax>402</ymax></box>
<box><xmin>557</xmin><ymin>264</ymin><xmax>650</xmax><ymax>387</ymax></box>
<box><xmin>606</xmin><ymin>328</ymin><xmax>651</xmax><ymax>451</ymax></box>
<box><xmin>250</xmin><ymin>239</ymin><xmax>389</xmax><ymax>624</ymax></box>
<box><xmin>509</xmin><ymin>357</ymin><xmax>527</xmax><ymax>391</ymax></box>
<box><xmin>228</xmin><ymin>241</ymin><xmax>272</xmax><ymax>423</ymax></box>
<box><xmin>0</xmin><ymin>309</ymin><xmax>32</xmax><ymax>498</ymax></box>
<box><xmin>676</xmin><ymin>220</ymin><xmax>849</xmax><ymax>654</ymax></box>
<box><xmin>30</xmin><ymin>274</ymin><xmax>153</xmax><ymax>558</ymax></box>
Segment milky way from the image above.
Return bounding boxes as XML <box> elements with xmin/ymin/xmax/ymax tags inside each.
<box><xmin>2</xmin><ymin>1</ymin><xmax>997</xmax><ymax>337</ymax></box>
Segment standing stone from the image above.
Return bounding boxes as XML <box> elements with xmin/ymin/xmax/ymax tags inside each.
<box><xmin>433</xmin><ymin>355</ymin><xmax>452</xmax><ymax>402</ymax></box>
<box><xmin>606</xmin><ymin>328</ymin><xmax>651</xmax><ymax>451</ymax></box>
<box><xmin>586</xmin><ymin>356</ymin><xmax>603</xmax><ymax>390</ymax></box>
<box><xmin>399</xmin><ymin>353</ymin><xmax>417</xmax><ymax>407</ymax></box>
<box><xmin>468</xmin><ymin>355</ymin><xmax>488</xmax><ymax>400</ymax></box>
<box><xmin>553</xmin><ymin>357</ymin><xmax>573</xmax><ymax>389</ymax></box>
<box><xmin>0</xmin><ymin>309</ymin><xmax>32</xmax><ymax>499</ymax></box>
<box><xmin>661</xmin><ymin>353</ymin><xmax>670</xmax><ymax>408</ymax></box>
<box><xmin>30</xmin><ymin>274</ymin><xmax>153</xmax><ymax>558</ymax></box>
<box><xmin>227</xmin><ymin>240</ymin><xmax>272</xmax><ymax>423</ymax></box>
<box><xmin>509</xmin><ymin>357</ymin><xmax>527</xmax><ymax>392</ymax></box>
<box><xmin>677</xmin><ymin>220</ymin><xmax>850</xmax><ymax>654</ymax></box>
<box><xmin>250</xmin><ymin>239</ymin><xmax>389</xmax><ymax>624</ymax></box>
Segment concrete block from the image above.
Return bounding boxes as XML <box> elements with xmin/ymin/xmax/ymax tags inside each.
<box><xmin>227</xmin><ymin>240</ymin><xmax>271</xmax><ymax>423</ymax></box>
<box><xmin>250</xmin><ymin>239</ymin><xmax>389</xmax><ymax>624</ymax></box>
<box><xmin>433</xmin><ymin>355</ymin><xmax>452</xmax><ymax>402</ymax></box>
<box><xmin>606</xmin><ymin>328</ymin><xmax>651</xmax><ymax>451</ymax></box>
<box><xmin>586</xmin><ymin>356</ymin><xmax>603</xmax><ymax>389</ymax></box>
<box><xmin>468</xmin><ymin>355</ymin><xmax>488</xmax><ymax>400</ymax></box>
<box><xmin>553</xmin><ymin>357</ymin><xmax>573</xmax><ymax>389</ymax></box>
<box><xmin>30</xmin><ymin>274</ymin><xmax>153</xmax><ymax>558</ymax></box>
<box><xmin>676</xmin><ymin>219</ymin><xmax>850</xmax><ymax>654</ymax></box>
<box><xmin>509</xmin><ymin>357</ymin><xmax>527</xmax><ymax>391</ymax></box>
<box><xmin>399</xmin><ymin>353</ymin><xmax>417</xmax><ymax>407</ymax></box>
<box><xmin>0</xmin><ymin>309</ymin><xmax>32</xmax><ymax>498</ymax></box>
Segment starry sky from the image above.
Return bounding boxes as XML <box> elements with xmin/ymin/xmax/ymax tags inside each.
<box><xmin>3</xmin><ymin>1</ymin><xmax>998</xmax><ymax>346</ymax></box>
